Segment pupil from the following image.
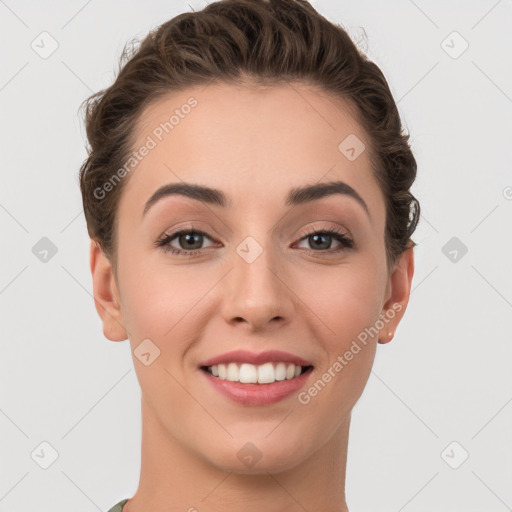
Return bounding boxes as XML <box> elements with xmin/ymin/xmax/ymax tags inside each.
<box><xmin>311</xmin><ymin>234</ymin><xmax>331</xmax><ymax>250</ymax></box>
<box><xmin>181</xmin><ymin>233</ymin><xmax>202</xmax><ymax>249</ymax></box>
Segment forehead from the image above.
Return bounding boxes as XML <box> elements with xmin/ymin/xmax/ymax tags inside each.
<box><xmin>119</xmin><ymin>82</ymin><xmax>386</xmax><ymax>228</ymax></box>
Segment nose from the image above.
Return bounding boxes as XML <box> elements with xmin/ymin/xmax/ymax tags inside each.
<box><xmin>220</xmin><ymin>241</ymin><xmax>295</xmax><ymax>332</ymax></box>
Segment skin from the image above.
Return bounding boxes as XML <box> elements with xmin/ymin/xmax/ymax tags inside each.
<box><xmin>90</xmin><ymin>81</ymin><xmax>414</xmax><ymax>512</ymax></box>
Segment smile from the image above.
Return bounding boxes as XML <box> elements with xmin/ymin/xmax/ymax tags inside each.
<box><xmin>198</xmin><ymin>349</ymin><xmax>314</xmax><ymax>405</ymax></box>
<box><xmin>202</xmin><ymin>362</ymin><xmax>313</xmax><ymax>384</ymax></box>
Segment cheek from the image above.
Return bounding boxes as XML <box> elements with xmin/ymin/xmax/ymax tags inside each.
<box><xmin>293</xmin><ymin>264</ymin><xmax>382</xmax><ymax>422</ymax></box>
<box><xmin>117</xmin><ymin>253</ymin><xmax>215</xmax><ymax>351</ymax></box>
<box><xmin>295</xmin><ymin>259</ymin><xmax>384</xmax><ymax>344</ymax></box>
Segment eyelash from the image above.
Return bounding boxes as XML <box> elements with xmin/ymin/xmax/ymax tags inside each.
<box><xmin>155</xmin><ymin>226</ymin><xmax>355</xmax><ymax>257</ymax></box>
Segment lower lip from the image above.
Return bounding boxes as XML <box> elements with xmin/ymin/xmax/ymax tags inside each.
<box><xmin>200</xmin><ymin>367</ymin><xmax>313</xmax><ymax>406</ymax></box>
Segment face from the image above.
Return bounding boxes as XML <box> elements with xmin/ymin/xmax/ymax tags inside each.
<box><xmin>91</xmin><ymin>81</ymin><xmax>413</xmax><ymax>474</ymax></box>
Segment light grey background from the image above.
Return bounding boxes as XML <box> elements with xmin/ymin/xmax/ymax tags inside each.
<box><xmin>1</xmin><ymin>1</ymin><xmax>511</xmax><ymax>511</ymax></box>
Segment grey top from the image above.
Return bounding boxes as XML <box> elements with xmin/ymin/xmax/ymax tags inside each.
<box><xmin>107</xmin><ymin>498</ymin><xmax>129</xmax><ymax>512</ymax></box>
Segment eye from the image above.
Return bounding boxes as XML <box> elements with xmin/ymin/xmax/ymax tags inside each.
<box><xmin>295</xmin><ymin>227</ymin><xmax>354</xmax><ymax>254</ymax></box>
<box><xmin>155</xmin><ymin>228</ymin><xmax>216</xmax><ymax>256</ymax></box>
<box><xmin>155</xmin><ymin>225</ymin><xmax>355</xmax><ymax>257</ymax></box>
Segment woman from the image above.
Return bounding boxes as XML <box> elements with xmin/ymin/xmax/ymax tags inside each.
<box><xmin>79</xmin><ymin>0</ymin><xmax>419</xmax><ymax>510</ymax></box>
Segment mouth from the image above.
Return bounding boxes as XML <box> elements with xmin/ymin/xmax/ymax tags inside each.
<box><xmin>198</xmin><ymin>349</ymin><xmax>314</xmax><ymax>405</ymax></box>
<box><xmin>199</xmin><ymin>361</ymin><xmax>314</xmax><ymax>406</ymax></box>
<box><xmin>200</xmin><ymin>362</ymin><xmax>314</xmax><ymax>384</ymax></box>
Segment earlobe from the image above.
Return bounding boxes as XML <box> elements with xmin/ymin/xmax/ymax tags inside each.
<box><xmin>89</xmin><ymin>239</ymin><xmax>128</xmax><ymax>342</ymax></box>
<box><xmin>378</xmin><ymin>247</ymin><xmax>415</xmax><ymax>344</ymax></box>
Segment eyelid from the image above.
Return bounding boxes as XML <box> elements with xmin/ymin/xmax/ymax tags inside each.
<box><xmin>156</xmin><ymin>221</ymin><xmax>218</xmax><ymax>242</ymax></box>
<box><xmin>297</xmin><ymin>222</ymin><xmax>352</xmax><ymax>240</ymax></box>
<box><xmin>156</xmin><ymin>222</ymin><xmax>351</xmax><ymax>243</ymax></box>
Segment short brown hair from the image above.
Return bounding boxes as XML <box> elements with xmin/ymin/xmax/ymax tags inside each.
<box><xmin>78</xmin><ymin>0</ymin><xmax>420</xmax><ymax>276</ymax></box>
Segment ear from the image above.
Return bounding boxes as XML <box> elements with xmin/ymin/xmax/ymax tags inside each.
<box><xmin>89</xmin><ymin>239</ymin><xmax>128</xmax><ymax>342</ymax></box>
<box><xmin>378</xmin><ymin>246</ymin><xmax>415</xmax><ymax>344</ymax></box>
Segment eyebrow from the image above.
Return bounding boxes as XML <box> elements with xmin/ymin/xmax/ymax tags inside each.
<box><xmin>142</xmin><ymin>180</ymin><xmax>370</xmax><ymax>219</ymax></box>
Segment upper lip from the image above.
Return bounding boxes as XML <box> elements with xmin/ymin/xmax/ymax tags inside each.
<box><xmin>199</xmin><ymin>350</ymin><xmax>313</xmax><ymax>367</ymax></box>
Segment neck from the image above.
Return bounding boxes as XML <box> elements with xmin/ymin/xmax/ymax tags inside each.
<box><xmin>125</xmin><ymin>397</ymin><xmax>350</xmax><ymax>512</ymax></box>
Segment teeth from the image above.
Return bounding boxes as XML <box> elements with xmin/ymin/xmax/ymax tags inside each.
<box><xmin>206</xmin><ymin>362</ymin><xmax>308</xmax><ymax>384</ymax></box>
<box><xmin>275</xmin><ymin>362</ymin><xmax>286</xmax><ymax>381</ymax></box>
<box><xmin>239</xmin><ymin>363</ymin><xmax>257</xmax><ymax>383</ymax></box>
<box><xmin>257</xmin><ymin>362</ymin><xmax>274</xmax><ymax>384</ymax></box>
<box><xmin>227</xmin><ymin>362</ymin><xmax>239</xmax><ymax>381</ymax></box>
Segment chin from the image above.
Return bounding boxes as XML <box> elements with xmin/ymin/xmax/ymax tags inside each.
<box><xmin>199</xmin><ymin>435</ymin><xmax>310</xmax><ymax>475</ymax></box>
